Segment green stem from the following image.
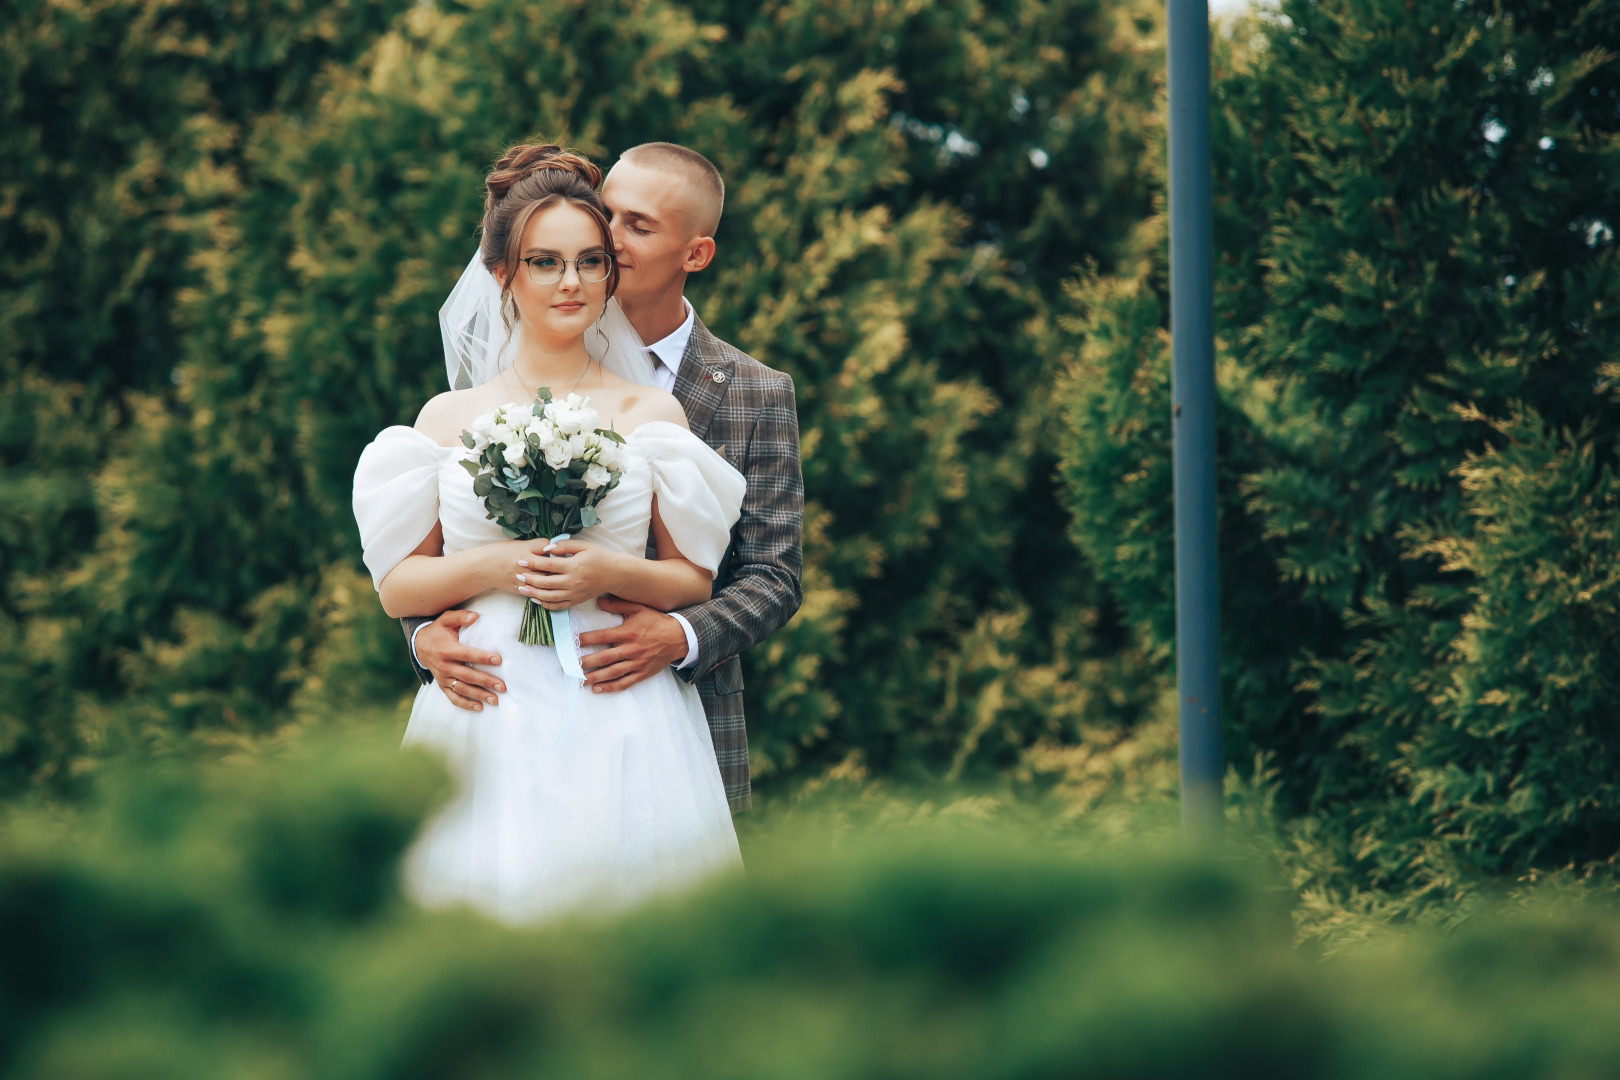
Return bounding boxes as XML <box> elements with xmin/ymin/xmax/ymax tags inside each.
<box><xmin>519</xmin><ymin>599</ymin><xmax>554</xmax><ymax>646</ymax></box>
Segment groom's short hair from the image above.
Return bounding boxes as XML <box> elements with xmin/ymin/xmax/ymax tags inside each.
<box><xmin>620</xmin><ymin>143</ymin><xmax>725</xmax><ymax>238</ymax></box>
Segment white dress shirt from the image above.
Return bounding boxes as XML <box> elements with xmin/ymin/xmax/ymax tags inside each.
<box><xmin>641</xmin><ymin>299</ymin><xmax>702</xmax><ymax>670</ymax></box>
<box><xmin>644</xmin><ymin>298</ymin><xmax>696</xmax><ymax>392</ymax></box>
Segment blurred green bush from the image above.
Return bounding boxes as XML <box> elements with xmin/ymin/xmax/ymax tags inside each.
<box><xmin>1058</xmin><ymin>0</ymin><xmax>1620</xmax><ymax>904</ymax></box>
<box><xmin>7</xmin><ymin>734</ymin><xmax>1620</xmax><ymax>1079</ymax></box>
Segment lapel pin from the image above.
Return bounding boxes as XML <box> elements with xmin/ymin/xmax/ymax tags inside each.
<box><xmin>710</xmin><ymin>369</ymin><xmax>727</xmax><ymax>384</ymax></box>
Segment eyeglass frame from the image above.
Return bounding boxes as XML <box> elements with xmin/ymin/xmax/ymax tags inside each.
<box><xmin>520</xmin><ymin>250</ymin><xmax>615</xmax><ymax>285</ymax></box>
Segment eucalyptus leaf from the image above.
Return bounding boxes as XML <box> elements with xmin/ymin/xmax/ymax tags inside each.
<box><xmin>579</xmin><ymin>506</ymin><xmax>598</xmax><ymax>528</ymax></box>
<box><xmin>461</xmin><ymin>432</ymin><xmax>476</xmax><ymax>449</ymax></box>
<box><xmin>472</xmin><ymin>474</ymin><xmax>494</xmax><ymax>497</ymax></box>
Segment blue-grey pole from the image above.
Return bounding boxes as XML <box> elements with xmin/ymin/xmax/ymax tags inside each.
<box><xmin>1168</xmin><ymin>0</ymin><xmax>1222</xmax><ymax>840</ymax></box>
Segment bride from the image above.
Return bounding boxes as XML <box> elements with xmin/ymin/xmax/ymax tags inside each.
<box><xmin>352</xmin><ymin>145</ymin><xmax>744</xmax><ymax>923</ymax></box>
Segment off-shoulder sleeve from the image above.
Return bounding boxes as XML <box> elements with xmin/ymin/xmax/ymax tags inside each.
<box><xmin>632</xmin><ymin>421</ymin><xmax>746</xmax><ymax>576</ymax></box>
<box><xmin>353</xmin><ymin>426</ymin><xmax>445</xmax><ymax>589</ymax></box>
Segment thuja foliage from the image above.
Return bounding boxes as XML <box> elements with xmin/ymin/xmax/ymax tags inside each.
<box><xmin>1059</xmin><ymin>0</ymin><xmax>1620</xmax><ymax>898</ymax></box>
<box><xmin>9</xmin><ymin>740</ymin><xmax>1620</xmax><ymax>1079</ymax></box>
<box><xmin>1</xmin><ymin>0</ymin><xmax>1166</xmax><ymax>793</ymax></box>
<box><xmin>0</xmin><ymin>0</ymin><xmax>411</xmax><ymax>785</ymax></box>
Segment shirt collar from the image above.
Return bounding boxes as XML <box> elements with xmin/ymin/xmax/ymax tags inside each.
<box><xmin>644</xmin><ymin>298</ymin><xmax>696</xmax><ymax>378</ymax></box>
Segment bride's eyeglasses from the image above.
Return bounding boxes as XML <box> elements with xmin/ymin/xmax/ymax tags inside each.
<box><xmin>522</xmin><ymin>251</ymin><xmax>614</xmax><ymax>285</ymax></box>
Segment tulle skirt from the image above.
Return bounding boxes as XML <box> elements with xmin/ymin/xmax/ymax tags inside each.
<box><xmin>399</xmin><ymin>591</ymin><xmax>742</xmax><ymax>924</ymax></box>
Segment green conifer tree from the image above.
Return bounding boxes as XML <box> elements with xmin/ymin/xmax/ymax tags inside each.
<box><xmin>1060</xmin><ymin>0</ymin><xmax>1620</xmax><ymax>894</ymax></box>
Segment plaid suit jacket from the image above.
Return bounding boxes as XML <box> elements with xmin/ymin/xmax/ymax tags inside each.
<box><xmin>401</xmin><ymin>314</ymin><xmax>804</xmax><ymax>813</ymax></box>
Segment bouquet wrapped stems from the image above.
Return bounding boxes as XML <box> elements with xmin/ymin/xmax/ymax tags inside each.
<box><xmin>520</xmin><ymin>598</ymin><xmax>556</xmax><ymax>647</ymax></box>
<box><xmin>518</xmin><ymin>533</ymin><xmax>570</xmax><ymax>646</ymax></box>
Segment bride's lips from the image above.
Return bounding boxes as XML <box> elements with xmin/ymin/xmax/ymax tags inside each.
<box><xmin>552</xmin><ymin>301</ymin><xmax>586</xmax><ymax>312</ymax></box>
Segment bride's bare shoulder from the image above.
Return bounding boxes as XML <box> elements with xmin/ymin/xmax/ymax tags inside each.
<box><xmin>414</xmin><ymin>387</ymin><xmax>500</xmax><ymax>446</ymax></box>
<box><xmin>617</xmin><ymin>385</ymin><xmax>688</xmax><ymax>432</ymax></box>
<box><xmin>591</xmin><ymin>367</ymin><xmax>686</xmax><ymax>431</ymax></box>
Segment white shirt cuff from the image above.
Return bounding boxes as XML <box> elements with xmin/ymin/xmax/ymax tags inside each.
<box><xmin>410</xmin><ymin>620</ymin><xmax>432</xmax><ymax>671</ymax></box>
<box><xmin>669</xmin><ymin>612</ymin><xmax>700</xmax><ymax>670</ymax></box>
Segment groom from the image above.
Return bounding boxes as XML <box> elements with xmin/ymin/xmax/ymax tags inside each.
<box><xmin>404</xmin><ymin>143</ymin><xmax>804</xmax><ymax>813</ymax></box>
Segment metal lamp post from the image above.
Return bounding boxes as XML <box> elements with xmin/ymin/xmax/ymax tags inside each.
<box><xmin>1167</xmin><ymin>0</ymin><xmax>1222</xmax><ymax>840</ymax></box>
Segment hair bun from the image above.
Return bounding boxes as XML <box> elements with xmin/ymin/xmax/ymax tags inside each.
<box><xmin>485</xmin><ymin>143</ymin><xmax>602</xmax><ymax>206</ymax></box>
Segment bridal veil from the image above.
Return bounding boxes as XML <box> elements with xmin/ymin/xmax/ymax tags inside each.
<box><xmin>438</xmin><ymin>250</ymin><xmax>658</xmax><ymax>391</ymax></box>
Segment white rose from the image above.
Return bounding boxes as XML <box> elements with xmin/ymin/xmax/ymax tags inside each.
<box><xmin>545</xmin><ymin>394</ymin><xmax>599</xmax><ymax>436</ymax></box>
<box><xmin>526</xmin><ymin>417</ymin><xmax>558</xmax><ymax>448</ymax></box>
<box><xmin>541</xmin><ymin>399</ymin><xmax>569</xmax><ymax>428</ymax></box>
<box><xmin>542</xmin><ymin>441</ymin><xmax>572</xmax><ymax>470</ymax></box>
<box><xmin>502</xmin><ymin>442</ymin><xmax>527</xmax><ymax>467</ymax></box>
<box><xmin>582</xmin><ymin>463</ymin><xmax>611</xmax><ymax>490</ymax></box>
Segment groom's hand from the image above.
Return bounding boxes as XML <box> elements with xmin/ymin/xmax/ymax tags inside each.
<box><xmin>578</xmin><ymin>596</ymin><xmax>690</xmax><ymax>693</ymax></box>
<box><xmin>415</xmin><ymin>610</ymin><xmax>505</xmax><ymax>711</ymax></box>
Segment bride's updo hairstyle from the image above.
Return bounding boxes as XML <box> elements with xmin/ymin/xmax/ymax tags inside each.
<box><xmin>481</xmin><ymin>143</ymin><xmax>620</xmax><ymax>330</ymax></box>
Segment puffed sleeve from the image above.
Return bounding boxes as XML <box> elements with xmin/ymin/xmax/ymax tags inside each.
<box><xmin>353</xmin><ymin>426</ymin><xmax>445</xmax><ymax>589</ymax></box>
<box><xmin>631</xmin><ymin>421</ymin><xmax>746</xmax><ymax>576</ymax></box>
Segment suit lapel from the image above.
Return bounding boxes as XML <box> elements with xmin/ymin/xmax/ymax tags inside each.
<box><xmin>670</xmin><ymin>315</ymin><xmax>734</xmax><ymax>443</ymax></box>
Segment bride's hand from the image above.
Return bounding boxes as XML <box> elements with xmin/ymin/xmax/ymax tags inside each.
<box><xmin>515</xmin><ymin>539</ymin><xmax>623</xmax><ymax>611</ymax></box>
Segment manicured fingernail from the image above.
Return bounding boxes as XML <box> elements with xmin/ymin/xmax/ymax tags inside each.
<box><xmin>473</xmin><ymin>704</ymin><xmax>483</xmax><ymax>711</ymax></box>
<box><xmin>487</xmin><ymin>696</ymin><xmax>496</xmax><ymax>704</ymax></box>
<box><xmin>518</xmin><ymin>560</ymin><xmax>530</xmax><ymax>567</ymax></box>
<box><xmin>519</xmin><ymin>586</ymin><xmax>530</xmax><ymax>594</ymax></box>
<box><xmin>496</xmin><ymin>683</ymin><xmax>505</xmax><ymax>692</ymax></box>
<box><xmin>489</xmin><ymin>656</ymin><xmax>500</xmax><ymax>664</ymax></box>
<box><xmin>593</xmin><ymin>685</ymin><xmax>604</xmax><ymax>693</ymax></box>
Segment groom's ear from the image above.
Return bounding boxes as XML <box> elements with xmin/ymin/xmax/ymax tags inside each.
<box><xmin>682</xmin><ymin>236</ymin><xmax>716</xmax><ymax>274</ymax></box>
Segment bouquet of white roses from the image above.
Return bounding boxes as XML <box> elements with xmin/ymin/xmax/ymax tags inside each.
<box><xmin>460</xmin><ymin>387</ymin><xmax>628</xmax><ymax>646</ymax></box>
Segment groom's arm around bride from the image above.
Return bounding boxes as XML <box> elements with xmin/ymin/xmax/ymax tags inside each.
<box><xmin>409</xmin><ymin>142</ymin><xmax>803</xmax><ymax>812</ymax></box>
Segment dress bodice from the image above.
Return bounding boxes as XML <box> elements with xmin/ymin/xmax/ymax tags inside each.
<box><xmin>353</xmin><ymin>419</ymin><xmax>745</xmax><ymax>590</ymax></box>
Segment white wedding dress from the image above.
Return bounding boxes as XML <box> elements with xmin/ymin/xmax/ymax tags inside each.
<box><xmin>353</xmin><ymin>419</ymin><xmax>745</xmax><ymax>924</ymax></box>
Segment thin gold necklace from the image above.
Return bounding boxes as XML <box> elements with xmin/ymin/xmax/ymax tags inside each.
<box><xmin>506</xmin><ymin>351</ymin><xmax>593</xmax><ymax>399</ymax></box>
